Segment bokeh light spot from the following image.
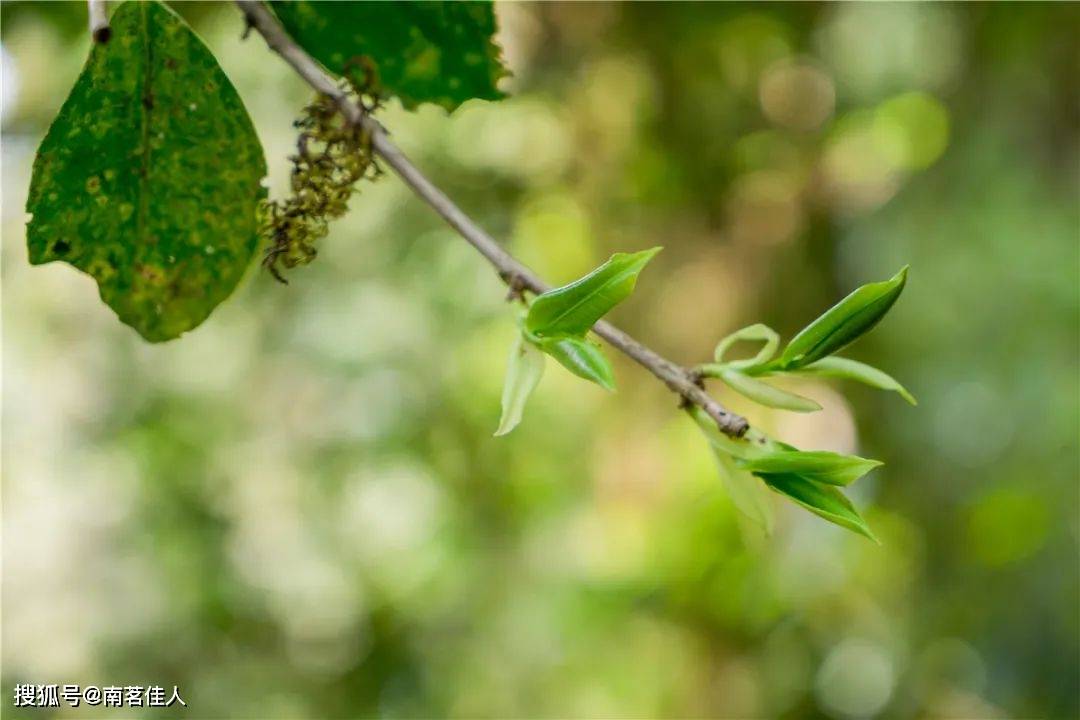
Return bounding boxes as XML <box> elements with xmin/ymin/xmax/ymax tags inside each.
<box><xmin>716</xmin><ymin>14</ymin><xmax>793</xmax><ymax>92</ymax></box>
<box><xmin>815</xmin><ymin>639</ymin><xmax>895</xmax><ymax>718</ymax></box>
<box><xmin>964</xmin><ymin>487</ymin><xmax>1050</xmax><ymax>567</ymax></box>
<box><xmin>875</xmin><ymin>91</ymin><xmax>950</xmax><ymax>170</ymax></box>
<box><xmin>759</xmin><ymin>60</ymin><xmax>836</xmax><ymax>132</ymax></box>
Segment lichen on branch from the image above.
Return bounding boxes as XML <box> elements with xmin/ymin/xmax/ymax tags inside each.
<box><xmin>261</xmin><ymin>75</ymin><xmax>382</xmax><ymax>282</ymax></box>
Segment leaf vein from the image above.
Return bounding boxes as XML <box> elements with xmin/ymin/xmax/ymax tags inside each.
<box><xmin>137</xmin><ymin>1</ymin><xmax>153</xmax><ymax>246</ymax></box>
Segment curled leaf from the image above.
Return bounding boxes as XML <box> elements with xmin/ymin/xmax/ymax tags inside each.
<box><xmin>718</xmin><ymin>368</ymin><xmax>821</xmax><ymax>413</ymax></box>
<box><xmin>536</xmin><ymin>334</ymin><xmax>615</xmax><ymax>391</ymax></box>
<box><xmin>526</xmin><ymin>248</ymin><xmax>661</xmax><ymax>337</ymax></box>
<box><xmin>797</xmin><ymin>356</ymin><xmax>917</xmax><ymax>405</ymax></box>
<box><xmin>714</xmin><ymin>323</ymin><xmax>780</xmax><ymax>368</ymax></box>
<box><xmin>778</xmin><ymin>266</ymin><xmax>908</xmax><ymax>370</ymax></box>
<box><xmin>495</xmin><ymin>334</ymin><xmax>545</xmax><ymax>437</ymax></box>
<box><xmin>737</xmin><ymin>450</ymin><xmax>882</xmax><ymax>486</ymax></box>
<box><xmin>759</xmin><ymin>473</ymin><xmax>879</xmax><ymax>542</ymax></box>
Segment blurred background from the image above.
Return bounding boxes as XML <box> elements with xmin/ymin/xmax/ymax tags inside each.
<box><xmin>2</xmin><ymin>2</ymin><xmax>1078</xmax><ymax>718</ymax></box>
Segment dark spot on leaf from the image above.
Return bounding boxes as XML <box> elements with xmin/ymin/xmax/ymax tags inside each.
<box><xmin>52</xmin><ymin>240</ymin><xmax>71</xmax><ymax>255</ymax></box>
<box><xmin>136</xmin><ymin>263</ymin><xmax>165</xmax><ymax>284</ymax></box>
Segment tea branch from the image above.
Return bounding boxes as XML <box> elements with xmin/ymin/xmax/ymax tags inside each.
<box><xmin>235</xmin><ymin>0</ymin><xmax>750</xmax><ymax>438</ymax></box>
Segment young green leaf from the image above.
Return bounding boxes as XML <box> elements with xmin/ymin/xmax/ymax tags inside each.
<box><xmin>796</xmin><ymin>357</ymin><xmax>917</xmax><ymax>405</ymax></box>
<box><xmin>494</xmin><ymin>334</ymin><xmax>546</xmax><ymax>437</ymax></box>
<box><xmin>714</xmin><ymin>449</ymin><xmax>774</xmax><ymax>533</ymax></box>
<box><xmin>271</xmin><ymin>1</ymin><xmax>509</xmax><ymax>112</ymax></box>
<box><xmin>737</xmin><ymin>450</ymin><xmax>882</xmax><ymax>486</ymax></box>
<box><xmin>718</xmin><ymin>368</ymin><xmax>822</xmax><ymax>413</ymax></box>
<box><xmin>713</xmin><ymin>323</ymin><xmax>780</xmax><ymax>368</ymax></box>
<box><xmin>777</xmin><ymin>267</ymin><xmax>908</xmax><ymax>370</ymax></box>
<box><xmin>536</xmin><ymin>335</ymin><xmax>615</xmax><ymax>391</ymax></box>
<box><xmin>26</xmin><ymin>0</ymin><xmax>267</xmax><ymax>342</ymax></box>
<box><xmin>525</xmin><ymin>248</ymin><xmax>662</xmax><ymax>338</ymax></box>
<box><xmin>759</xmin><ymin>473</ymin><xmax>879</xmax><ymax>542</ymax></box>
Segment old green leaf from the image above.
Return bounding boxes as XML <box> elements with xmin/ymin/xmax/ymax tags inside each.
<box><xmin>536</xmin><ymin>335</ymin><xmax>615</xmax><ymax>391</ymax></box>
<box><xmin>737</xmin><ymin>450</ymin><xmax>882</xmax><ymax>486</ymax></box>
<box><xmin>26</xmin><ymin>0</ymin><xmax>267</xmax><ymax>342</ymax></box>
<box><xmin>526</xmin><ymin>248</ymin><xmax>661</xmax><ymax>338</ymax></box>
<box><xmin>759</xmin><ymin>473</ymin><xmax>879</xmax><ymax>541</ymax></box>
<box><xmin>776</xmin><ymin>266</ymin><xmax>908</xmax><ymax>370</ymax></box>
<box><xmin>718</xmin><ymin>368</ymin><xmax>822</xmax><ymax>413</ymax></box>
<box><xmin>495</xmin><ymin>334</ymin><xmax>545</xmax><ymax>437</ymax></box>
<box><xmin>797</xmin><ymin>356</ymin><xmax>917</xmax><ymax>405</ymax></box>
<box><xmin>271</xmin><ymin>0</ymin><xmax>509</xmax><ymax>112</ymax></box>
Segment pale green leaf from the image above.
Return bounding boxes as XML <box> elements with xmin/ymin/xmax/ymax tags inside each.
<box><xmin>737</xmin><ymin>450</ymin><xmax>882</xmax><ymax>486</ymax></box>
<box><xmin>526</xmin><ymin>248</ymin><xmax>661</xmax><ymax>337</ymax></box>
<box><xmin>797</xmin><ymin>356</ymin><xmax>917</xmax><ymax>405</ymax></box>
<box><xmin>494</xmin><ymin>334</ymin><xmax>545</xmax><ymax>437</ymax></box>
<box><xmin>714</xmin><ymin>449</ymin><xmax>774</xmax><ymax>533</ymax></box>
<box><xmin>719</xmin><ymin>368</ymin><xmax>822</xmax><ymax>413</ymax></box>
<box><xmin>536</xmin><ymin>335</ymin><xmax>615</xmax><ymax>391</ymax></box>
<box><xmin>26</xmin><ymin>0</ymin><xmax>267</xmax><ymax>342</ymax></box>
<box><xmin>759</xmin><ymin>473</ymin><xmax>879</xmax><ymax>542</ymax></box>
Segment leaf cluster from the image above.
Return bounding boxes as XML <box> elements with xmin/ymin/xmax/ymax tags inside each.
<box><xmin>497</xmin><ymin>259</ymin><xmax>914</xmax><ymax>542</ymax></box>
<box><xmin>688</xmin><ymin>268</ymin><xmax>915</xmax><ymax>540</ymax></box>
<box><xmin>496</xmin><ymin>248</ymin><xmax>661</xmax><ymax>435</ymax></box>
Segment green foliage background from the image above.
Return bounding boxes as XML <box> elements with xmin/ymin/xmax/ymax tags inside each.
<box><xmin>2</xmin><ymin>2</ymin><xmax>1077</xmax><ymax>718</ymax></box>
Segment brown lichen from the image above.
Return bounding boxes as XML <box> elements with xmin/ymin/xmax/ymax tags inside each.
<box><xmin>260</xmin><ymin>70</ymin><xmax>383</xmax><ymax>283</ymax></box>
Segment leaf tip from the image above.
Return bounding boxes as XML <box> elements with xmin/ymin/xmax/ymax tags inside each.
<box><xmin>621</xmin><ymin>245</ymin><xmax>663</xmax><ymax>270</ymax></box>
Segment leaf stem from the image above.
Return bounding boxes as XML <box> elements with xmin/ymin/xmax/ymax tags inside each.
<box><xmin>88</xmin><ymin>0</ymin><xmax>111</xmax><ymax>44</ymax></box>
<box><xmin>695</xmin><ymin>363</ymin><xmax>727</xmax><ymax>379</ymax></box>
<box><xmin>234</xmin><ymin>0</ymin><xmax>749</xmax><ymax>438</ymax></box>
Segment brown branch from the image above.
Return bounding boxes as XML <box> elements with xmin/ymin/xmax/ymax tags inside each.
<box><xmin>234</xmin><ymin>0</ymin><xmax>749</xmax><ymax>438</ymax></box>
<box><xmin>87</xmin><ymin>0</ymin><xmax>111</xmax><ymax>44</ymax></box>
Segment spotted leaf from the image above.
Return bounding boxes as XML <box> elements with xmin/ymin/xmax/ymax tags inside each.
<box><xmin>26</xmin><ymin>1</ymin><xmax>267</xmax><ymax>342</ymax></box>
<box><xmin>271</xmin><ymin>0</ymin><xmax>509</xmax><ymax>111</ymax></box>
